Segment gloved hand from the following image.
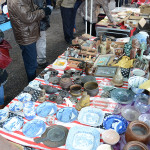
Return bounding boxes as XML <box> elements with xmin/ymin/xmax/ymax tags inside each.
<box><xmin>43</xmin><ymin>7</ymin><xmax>51</xmax><ymax>16</ymax></box>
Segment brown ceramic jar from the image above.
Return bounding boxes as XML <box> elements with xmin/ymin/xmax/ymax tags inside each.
<box><xmin>123</xmin><ymin>141</ymin><xmax>148</xmax><ymax>150</ymax></box>
<box><xmin>125</xmin><ymin>120</ymin><xmax>150</xmax><ymax>144</ymax></box>
<box><xmin>59</xmin><ymin>78</ymin><xmax>72</xmax><ymax>90</ymax></box>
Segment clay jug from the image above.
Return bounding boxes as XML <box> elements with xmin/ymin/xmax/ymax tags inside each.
<box><xmin>111</xmin><ymin>67</ymin><xmax>124</xmax><ymax>87</ymax></box>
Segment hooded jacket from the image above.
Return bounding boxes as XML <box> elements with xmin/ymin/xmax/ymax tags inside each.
<box><xmin>7</xmin><ymin>0</ymin><xmax>45</xmax><ymax>45</ymax></box>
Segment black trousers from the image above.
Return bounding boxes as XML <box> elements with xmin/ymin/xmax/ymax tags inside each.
<box><xmin>60</xmin><ymin>6</ymin><xmax>74</xmax><ymax>43</ymax></box>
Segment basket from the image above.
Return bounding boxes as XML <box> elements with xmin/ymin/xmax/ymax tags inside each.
<box><xmin>0</xmin><ymin>51</ymin><xmax>12</xmax><ymax>69</ymax></box>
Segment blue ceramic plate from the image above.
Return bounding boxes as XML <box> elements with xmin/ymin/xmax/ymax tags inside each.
<box><xmin>66</xmin><ymin>125</ymin><xmax>100</xmax><ymax>150</ymax></box>
<box><xmin>111</xmin><ymin>88</ymin><xmax>135</xmax><ymax>104</ymax></box>
<box><xmin>9</xmin><ymin>101</ymin><xmax>23</xmax><ymax>112</ymax></box>
<box><xmin>22</xmin><ymin>119</ymin><xmax>46</xmax><ymax>138</ymax></box>
<box><xmin>3</xmin><ymin>116</ymin><xmax>24</xmax><ymax>132</ymax></box>
<box><xmin>17</xmin><ymin>93</ymin><xmax>32</xmax><ymax>102</ymax></box>
<box><xmin>0</xmin><ymin>107</ymin><xmax>9</xmax><ymax>122</ymax></box>
<box><xmin>103</xmin><ymin>115</ymin><xmax>128</xmax><ymax>134</ymax></box>
<box><xmin>36</xmin><ymin>102</ymin><xmax>57</xmax><ymax>117</ymax></box>
<box><xmin>56</xmin><ymin>107</ymin><xmax>78</xmax><ymax>123</ymax></box>
<box><xmin>78</xmin><ymin>107</ymin><xmax>104</xmax><ymax>126</ymax></box>
<box><xmin>28</xmin><ymin>80</ymin><xmax>41</xmax><ymax>90</ymax></box>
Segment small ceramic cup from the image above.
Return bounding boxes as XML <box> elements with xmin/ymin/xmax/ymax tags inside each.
<box><xmin>70</xmin><ymin>84</ymin><xmax>82</xmax><ymax>97</ymax></box>
<box><xmin>84</xmin><ymin>81</ymin><xmax>99</xmax><ymax>97</ymax></box>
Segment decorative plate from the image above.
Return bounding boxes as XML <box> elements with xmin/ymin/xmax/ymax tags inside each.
<box><xmin>111</xmin><ymin>89</ymin><xmax>135</xmax><ymax>104</ymax></box>
<box><xmin>56</xmin><ymin>107</ymin><xmax>78</xmax><ymax>123</ymax></box>
<box><xmin>9</xmin><ymin>101</ymin><xmax>23</xmax><ymax>112</ymax></box>
<box><xmin>3</xmin><ymin>116</ymin><xmax>24</xmax><ymax>132</ymax></box>
<box><xmin>78</xmin><ymin>107</ymin><xmax>104</xmax><ymax>126</ymax></box>
<box><xmin>28</xmin><ymin>80</ymin><xmax>41</xmax><ymax>90</ymax></box>
<box><xmin>36</xmin><ymin>102</ymin><xmax>57</xmax><ymax>117</ymax></box>
<box><xmin>66</xmin><ymin>125</ymin><xmax>100</xmax><ymax>150</ymax></box>
<box><xmin>22</xmin><ymin>119</ymin><xmax>46</xmax><ymax>138</ymax></box>
<box><xmin>0</xmin><ymin>107</ymin><xmax>9</xmax><ymax>122</ymax></box>
<box><xmin>103</xmin><ymin>115</ymin><xmax>128</xmax><ymax>134</ymax></box>
<box><xmin>138</xmin><ymin>114</ymin><xmax>150</xmax><ymax>127</ymax></box>
<box><xmin>17</xmin><ymin>93</ymin><xmax>32</xmax><ymax>102</ymax></box>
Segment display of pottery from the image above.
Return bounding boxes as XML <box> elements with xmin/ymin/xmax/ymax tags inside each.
<box><xmin>70</xmin><ymin>84</ymin><xmax>82</xmax><ymax>97</ymax></box>
<box><xmin>75</xmin><ymin>91</ymin><xmax>90</xmax><ymax>111</ymax></box>
<box><xmin>59</xmin><ymin>78</ymin><xmax>72</xmax><ymax>90</ymax></box>
<box><xmin>125</xmin><ymin>120</ymin><xmax>150</xmax><ymax>144</ymax></box>
<box><xmin>123</xmin><ymin>141</ymin><xmax>149</xmax><ymax>150</ymax></box>
<box><xmin>84</xmin><ymin>81</ymin><xmax>99</xmax><ymax>97</ymax></box>
<box><xmin>111</xmin><ymin>67</ymin><xmax>124</xmax><ymax>87</ymax></box>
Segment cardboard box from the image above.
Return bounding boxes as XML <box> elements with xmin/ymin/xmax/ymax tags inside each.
<box><xmin>140</xmin><ymin>5</ymin><xmax>150</xmax><ymax>14</ymax></box>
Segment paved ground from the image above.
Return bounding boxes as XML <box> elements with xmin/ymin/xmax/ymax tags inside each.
<box><xmin>4</xmin><ymin>8</ymin><xmax>85</xmax><ymax>105</ymax></box>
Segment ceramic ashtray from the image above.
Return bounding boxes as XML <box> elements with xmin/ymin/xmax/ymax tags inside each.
<box><xmin>102</xmin><ymin>129</ymin><xmax>120</xmax><ymax>145</ymax></box>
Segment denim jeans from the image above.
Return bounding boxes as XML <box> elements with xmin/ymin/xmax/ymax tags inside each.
<box><xmin>0</xmin><ymin>85</ymin><xmax>4</xmax><ymax>105</ymax></box>
<box><xmin>73</xmin><ymin>0</ymin><xmax>83</xmax><ymax>29</ymax></box>
<box><xmin>19</xmin><ymin>42</ymin><xmax>37</xmax><ymax>82</ymax></box>
<box><xmin>60</xmin><ymin>6</ymin><xmax>74</xmax><ymax>43</ymax></box>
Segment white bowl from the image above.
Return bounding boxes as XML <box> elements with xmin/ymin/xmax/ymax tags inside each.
<box><xmin>128</xmin><ymin>76</ymin><xmax>148</xmax><ymax>94</ymax></box>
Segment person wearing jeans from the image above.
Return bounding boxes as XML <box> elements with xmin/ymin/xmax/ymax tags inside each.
<box><xmin>7</xmin><ymin>0</ymin><xmax>51</xmax><ymax>82</ymax></box>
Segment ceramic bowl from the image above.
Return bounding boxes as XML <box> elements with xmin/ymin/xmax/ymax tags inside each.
<box><xmin>123</xmin><ymin>141</ymin><xmax>148</xmax><ymax>150</ymax></box>
<box><xmin>84</xmin><ymin>81</ymin><xmax>99</xmax><ymax>97</ymax></box>
<box><xmin>70</xmin><ymin>84</ymin><xmax>82</xmax><ymax>97</ymax></box>
<box><xmin>138</xmin><ymin>114</ymin><xmax>150</xmax><ymax>127</ymax></box>
<box><xmin>128</xmin><ymin>76</ymin><xmax>148</xmax><ymax>94</ymax></box>
<box><xmin>121</xmin><ymin>105</ymin><xmax>140</xmax><ymax>121</ymax></box>
<box><xmin>125</xmin><ymin>120</ymin><xmax>150</xmax><ymax>144</ymax></box>
<box><xmin>132</xmin><ymin>68</ymin><xmax>145</xmax><ymax>77</ymax></box>
<box><xmin>102</xmin><ymin>129</ymin><xmax>120</xmax><ymax>145</ymax></box>
<box><xmin>133</xmin><ymin>94</ymin><xmax>150</xmax><ymax>113</ymax></box>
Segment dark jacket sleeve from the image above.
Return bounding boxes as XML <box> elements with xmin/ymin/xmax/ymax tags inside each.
<box><xmin>11</xmin><ymin>0</ymin><xmax>45</xmax><ymax>24</ymax></box>
<box><xmin>0</xmin><ymin>69</ymin><xmax>8</xmax><ymax>86</ymax></box>
<box><xmin>46</xmin><ymin>0</ymin><xmax>51</xmax><ymax>5</ymax></box>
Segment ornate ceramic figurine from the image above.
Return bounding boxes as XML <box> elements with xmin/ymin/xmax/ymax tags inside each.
<box><xmin>111</xmin><ymin>67</ymin><xmax>124</xmax><ymax>87</ymax></box>
<box><xmin>75</xmin><ymin>91</ymin><xmax>90</xmax><ymax>111</ymax></box>
<box><xmin>37</xmin><ymin>89</ymin><xmax>46</xmax><ymax>103</ymax></box>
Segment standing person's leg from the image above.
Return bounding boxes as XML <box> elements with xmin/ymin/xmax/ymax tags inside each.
<box><xmin>0</xmin><ymin>85</ymin><xmax>4</xmax><ymax>108</ymax></box>
<box><xmin>36</xmin><ymin>31</ymin><xmax>47</xmax><ymax>65</ymax></box>
<box><xmin>19</xmin><ymin>42</ymin><xmax>37</xmax><ymax>82</ymax></box>
<box><xmin>115</xmin><ymin>0</ymin><xmax>119</xmax><ymax>7</ymax></box>
<box><xmin>60</xmin><ymin>6</ymin><xmax>74</xmax><ymax>43</ymax></box>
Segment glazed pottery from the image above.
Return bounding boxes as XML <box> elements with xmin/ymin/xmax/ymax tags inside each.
<box><xmin>125</xmin><ymin>120</ymin><xmax>150</xmax><ymax>144</ymax></box>
<box><xmin>81</xmin><ymin>75</ymin><xmax>96</xmax><ymax>85</ymax></box>
<box><xmin>132</xmin><ymin>68</ymin><xmax>145</xmax><ymax>77</ymax></box>
<box><xmin>37</xmin><ymin>89</ymin><xmax>46</xmax><ymax>103</ymax></box>
<box><xmin>102</xmin><ymin>129</ymin><xmax>120</xmax><ymax>145</ymax></box>
<box><xmin>128</xmin><ymin>76</ymin><xmax>148</xmax><ymax>94</ymax></box>
<box><xmin>39</xmin><ymin>84</ymin><xmax>59</xmax><ymax>94</ymax></box>
<box><xmin>134</xmin><ymin>94</ymin><xmax>150</xmax><ymax>113</ymax></box>
<box><xmin>123</xmin><ymin>141</ymin><xmax>148</xmax><ymax>150</ymax></box>
<box><xmin>84</xmin><ymin>81</ymin><xmax>99</xmax><ymax>97</ymax></box>
<box><xmin>59</xmin><ymin>78</ymin><xmax>72</xmax><ymax>90</ymax></box>
<box><xmin>111</xmin><ymin>67</ymin><xmax>124</xmax><ymax>87</ymax></box>
<box><xmin>55</xmin><ymin>95</ymin><xmax>63</xmax><ymax>104</ymax></box>
<box><xmin>70</xmin><ymin>84</ymin><xmax>82</xmax><ymax>97</ymax></box>
<box><xmin>49</xmin><ymin>77</ymin><xmax>60</xmax><ymax>84</ymax></box>
<box><xmin>75</xmin><ymin>91</ymin><xmax>90</xmax><ymax>111</ymax></box>
<box><xmin>121</xmin><ymin>105</ymin><xmax>140</xmax><ymax>121</ymax></box>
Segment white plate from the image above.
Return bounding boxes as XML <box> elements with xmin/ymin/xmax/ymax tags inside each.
<box><xmin>28</xmin><ymin>80</ymin><xmax>41</xmax><ymax>90</ymax></box>
<box><xmin>17</xmin><ymin>93</ymin><xmax>32</xmax><ymax>102</ymax></box>
<box><xmin>0</xmin><ymin>107</ymin><xmax>9</xmax><ymax>122</ymax></box>
<box><xmin>9</xmin><ymin>101</ymin><xmax>23</xmax><ymax>112</ymax></box>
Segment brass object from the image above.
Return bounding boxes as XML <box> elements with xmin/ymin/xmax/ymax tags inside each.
<box><xmin>75</xmin><ymin>91</ymin><xmax>90</xmax><ymax>111</ymax></box>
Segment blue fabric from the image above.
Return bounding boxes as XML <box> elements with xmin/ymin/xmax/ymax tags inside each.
<box><xmin>60</xmin><ymin>6</ymin><xmax>74</xmax><ymax>43</ymax></box>
<box><xmin>0</xmin><ymin>21</ymin><xmax>12</xmax><ymax>32</ymax></box>
<box><xmin>73</xmin><ymin>0</ymin><xmax>83</xmax><ymax>29</ymax></box>
<box><xmin>19</xmin><ymin>42</ymin><xmax>37</xmax><ymax>82</ymax></box>
<box><xmin>0</xmin><ymin>85</ymin><xmax>4</xmax><ymax>105</ymax></box>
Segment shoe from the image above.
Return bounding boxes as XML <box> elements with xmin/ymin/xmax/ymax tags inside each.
<box><xmin>0</xmin><ymin>104</ymin><xmax>5</xmax><ymax>109</ymax></box>
<box><xmin>37</xmin><ymin>62</ymin><xmax>49</xmax><ymax>69</ymax></box>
